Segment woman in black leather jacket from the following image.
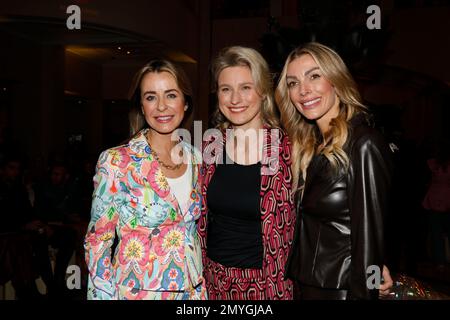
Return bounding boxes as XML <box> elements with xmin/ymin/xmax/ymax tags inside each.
<box><xmin>275</xmin><ymin>42</ymin><xmax>394</xmax><ymax>299</ymax></box>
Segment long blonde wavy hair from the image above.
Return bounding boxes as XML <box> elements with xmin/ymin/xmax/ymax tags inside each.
<box><xmin>275</xmin><ymin>42</ymin><xmax>367</xmax><ymax>191</ymax></box>
<box><xmin>211</xmin><ymin>46</ymin><xmax>279</xmax><ymax>129</ymax></box>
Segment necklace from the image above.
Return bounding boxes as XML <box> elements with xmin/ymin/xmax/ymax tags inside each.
<box><xmin>146</xmin><ymin>134</ymin><xmax>184</xmax><ymax>170</ymax></box>
<box><xmin>151</xmin><ymin>148</ymin><xmax>183</xmax><ymax>170</ymax></box>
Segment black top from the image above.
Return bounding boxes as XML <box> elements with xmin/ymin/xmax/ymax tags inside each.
<box><xmin>286</xmin><ymin>114</ymin><xmax>394</xmax><ymax>299</ymax></box>
<box><xmin>206</xmin><ymin>151</ymin><xmax>263</xmax><ymax>269</ymax></box>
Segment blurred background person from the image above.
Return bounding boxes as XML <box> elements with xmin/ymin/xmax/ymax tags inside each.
<box><xmin>422</xmin><ymin>139</ymin><xmax>450</xmax><ymax>270</ymax></box>
<box><xmin>0</xmin><ymin>153</ymin><xmax>42</xmax><ymax>299</ymax></box>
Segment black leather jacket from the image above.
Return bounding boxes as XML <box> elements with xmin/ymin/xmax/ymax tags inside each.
<box><xmin>286</xmin><ymin>115</ymin><xmax>393</xmax><ymax>299</ymax></box>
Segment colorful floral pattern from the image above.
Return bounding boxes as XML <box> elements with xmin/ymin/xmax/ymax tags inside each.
<box><xmin>84</xmin><ymin>129</ymin><xmax>205</xmax><ymax>300</ymax></box>
<box><xmin>148</xmin><ymin>161</ymin><xmax>171</xmax><ymax>198</ymax></box>
<box><xmin>119</xmin><ymin>231</ymin><xmax>150</xmax><ymax>266</ymax></box>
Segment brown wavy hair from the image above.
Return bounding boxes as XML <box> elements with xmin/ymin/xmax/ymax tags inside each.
<box><xmin>128</xmin><ymin>59</ymin><xmax>193</xmax><ymax>135</ymax></box>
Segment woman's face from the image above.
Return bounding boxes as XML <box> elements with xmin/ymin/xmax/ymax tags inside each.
<box><xmin>141</xmin><ymin>71</ymin><xmax>186</xmax><ymax>136</ymax></box>
<box><xmin>217</xmin><ymin>66</ymin><xmax>263</xmax><ymax>130</ymax></box>
<box><xmin>286</xmin><ymin>54</ymin><xmax>340</xmax><ymax>132</ymax></box>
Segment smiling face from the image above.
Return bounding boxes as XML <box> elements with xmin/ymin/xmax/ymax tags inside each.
<box><xmin>217</xmin><ymin>65</ymin><xmax>263</xmax><ymax>130</ymax></box>
<box><xmin>286</xmin><ymin>54</ymin><xmax>340</xmax><ymax>133</ymax></box>
<box><xmin>140</xmin><ymin>71</ymin><xmax>186</xmax><ymax>136</ymax></box>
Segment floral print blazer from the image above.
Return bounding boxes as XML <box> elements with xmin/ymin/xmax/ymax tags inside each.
<box><xmin>84</xmin><ymin>129</ymin><xmax>204</xmax><ymax>300</ymax></box>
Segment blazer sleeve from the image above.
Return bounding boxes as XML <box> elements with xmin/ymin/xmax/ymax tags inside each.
<box><xmin>84</xmin><ymin>150</ymin><xmax>119</xmax><ymax>300</ymax></box>
<box><xmin>348</xmin><ymin>132</ymin><xmax>393</xmax><ymax>299</ymax></box>
<box><xmin>197</xmin><ymin>161</ymin><xmax>209</xmax><ymax>268</ymax></box>
<box><xmin>197</xmin><ymin>136</ymin><xmax>219</xmax><ymax>268</ymax></box>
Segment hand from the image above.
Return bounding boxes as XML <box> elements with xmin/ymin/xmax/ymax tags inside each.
<box><xmin>379</xmin><ymin>265</ymin><xmax>393</xmax><ymax>298</ymax></box>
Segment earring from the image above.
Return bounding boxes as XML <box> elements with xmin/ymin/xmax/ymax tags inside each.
<box><xmin>184</xmin><ymin>105</ymin><xmax>188</xmax><ymax>111</ymax></box>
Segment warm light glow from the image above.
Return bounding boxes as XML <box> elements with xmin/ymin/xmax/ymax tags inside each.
<box><xmin>166</xmin><ymin>51</ymin><xmax>197</xmax><ymax>64</ymax></box>
<box><xmin>64</xmin><ymin>90</ymin><xmax>81</xmax><ymax>96</ymax></box>
<box><xmin>65</xmin><ymin>46</ymin><xmax>111</xmax><ymax>60</ymax></box>
<box><xmin>65</xmin><ymin>46</ymin><xmax>197</xmax><ymax>64</ymax></box>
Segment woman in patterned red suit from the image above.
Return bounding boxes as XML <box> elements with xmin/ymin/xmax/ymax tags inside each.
<box><xmin>198</xmin><ymin>46</ymin><xmax>296</xmax><ymax>300</ymax></box>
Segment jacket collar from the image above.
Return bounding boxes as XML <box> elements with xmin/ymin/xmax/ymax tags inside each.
<box><xmin>349</xmin><ymin>113</ymin><xmax>371</xmax><ymax>128</ymax></box>
<box><xmin>128</xmin><ymin>129</ymin><xmax>152</xmax><ymax>157</ymax></box>
<box><xmin>129</xmin><ymin>128</ymin><xmax>201</xmax><ymax>215</ymax></box>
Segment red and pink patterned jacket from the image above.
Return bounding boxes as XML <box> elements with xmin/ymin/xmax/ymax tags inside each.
<box><xmin>197</xmin><ymin>127</ymin><xmax>296</xmax><ymax>299</ymax></box>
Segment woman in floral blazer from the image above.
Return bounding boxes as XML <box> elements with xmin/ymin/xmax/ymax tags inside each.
<box><xmin>84</xmin><ymin>60</ymin><xmax>206</xmax><ymax>300</ymax></box>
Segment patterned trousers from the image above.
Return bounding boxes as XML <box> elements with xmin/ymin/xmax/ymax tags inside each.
<box><xmin>204</xmin><ymin>257</ymin><xmax>266</xmax><ymax>300</ymax></box>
